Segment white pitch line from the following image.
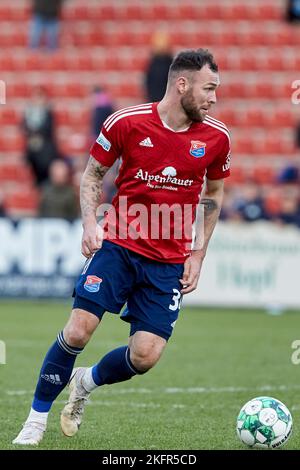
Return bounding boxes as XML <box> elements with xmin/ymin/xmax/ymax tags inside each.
<box><xmin>54</xmin><ymin>400</ymin><xmax>185</xmax><ymax>409</ymax></box>
<box><xmin>1</xmin><ymin>398</ymin><xmax>298</xmax><ymax>411</ymax></box>
<box><xmin>0</xmin><ymin>397</ymin><xmax>185</xmax><ymax>409</ymax></box>
<box><xmin>5</xmin><ymin>384</ymin><xmax>300</xmax><ymax>397</ymax></box>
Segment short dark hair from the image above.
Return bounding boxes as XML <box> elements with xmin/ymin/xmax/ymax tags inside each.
<box><xmin>169</xmin><ymin>49</ymin><xmax>218</xmax><ymax>76</ymax></box>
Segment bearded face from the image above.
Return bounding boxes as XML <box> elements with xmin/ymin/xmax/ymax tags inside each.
<box><xmin>180</xmin><ymin>87</ymin><xmax>204</xmax><ymax>122</ymax></box>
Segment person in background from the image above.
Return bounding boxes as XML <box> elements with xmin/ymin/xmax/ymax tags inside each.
<box><xmin>286</xmin><ymin>0</ymin><xmax>300</xmax><ymax>21</ymax></box>
<box><xmin>91</xmin><ymin>87</ymin><xmax>114</xmax><ymax>142</ymax></box>
<box><xmin>275</xmin><ymin>196</ymin><xmax>300</xmax><ymax>227</ymax></box>
<box><xmin>39</xmin><ymin>159</ymin><xmax>79</xmax><ymax>221</ymax></box>
<box><xmin>234</xmin><ymin>181</ymin><xmax>268</xmax><ymax>222</ymax></box>
<box><xmin>0</xmin><ymin>191</ymin><xmax>6</xmax><ymax>217</ymax></box>
<box><xmin>295</xmin><ymin>121</ymin><xmax>300</xmax><ymax>148</ymax></box>
<box><xmin>277</xmin><ymin>164</ymin><xmax>299</xmax><ymax>184</ymax></box>
<box><xmin>145</xmin><ymin>32</ymin><xmax>173</xmax><ymax>102</ymax></box>
<box><xmin>29</xmin><ymin>0</ymin><xmax>64</xmax><ymax>51</ymax></box>
<box><xmin>22</xmin><ymin>86</ymin><xmax>60</xmax><ymax>186</ymax></box>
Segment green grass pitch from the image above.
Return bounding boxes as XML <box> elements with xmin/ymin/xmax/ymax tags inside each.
<box><xmin>0</xmin><ymin>301</ymin><xmax>299</xmax><ymax>450</ymax></box>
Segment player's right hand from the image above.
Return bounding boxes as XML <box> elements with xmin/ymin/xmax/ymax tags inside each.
<box><xmin>81</xmin><ymin>223</ymin><xmax>103</xmax><ymax>258</ymax></box>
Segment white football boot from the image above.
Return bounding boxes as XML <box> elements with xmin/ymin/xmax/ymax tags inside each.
<box><xmin>12</xmin><ymin>422</ymin><xmax>46</xmax><ymax>445</ymax></box>
<box><xmin>60</xmin><ymin>367</ymin><xmax>90</xmax><ymax>437</ymax></box>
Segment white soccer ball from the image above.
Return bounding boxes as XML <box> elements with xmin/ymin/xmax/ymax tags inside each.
<box><xmin>236</xmin><ymin>396</ymin><xmax>293</xmax><ymax>448</ymax></box>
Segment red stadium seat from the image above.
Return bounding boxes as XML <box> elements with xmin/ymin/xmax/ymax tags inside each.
<box><xmin>257</xmin><ymin>3</ymin><xmax>282</xmax><ymax>20</ymax></box>
<box><xmin>150</xmin><ymin>5</ymin><xmax>170</xmax><ymax>20</ymax></box>
<box><xmin>62</xmin><ymin>5</ymin><xmax>89</xmax><ymax>21</ymax></box>
<box><xmin>55</xmin><ymin>109</ymin><xmax>69</xmax><ymax>126</ymax></box>
<box><xmin>58</xmin><ymin>134</ymin><xmax>88</xmax><ymax>157</ymax></box>
<box><xmin>254</xmin><ymin>83</ymin><xmax>277</xmax><ymax>99</ymax></box>
<box><xmin>177</xmin><ymin>4</ymin><xmax>200</xmax><ymax>20</ymax></box>
<box><xmin>0</xmin><ymin>163</ymin><xmax>33</xmax><ymax>183</ymax></box>
<box><xmin>265</xmin><ymin>53</ymin><xmax>285</xmax><ymax>71</ymax></box>
<box><xmin>10</xmin><ymin>82</ymin><xmax>30</xmax><ymax>98</ymax></box>
<box><xmin>55</xmin><ymin>109</ymin><xmax>90</xmax><ymax>127</ymax></box>
<box><xmin>202</xmin><ymin>4</ymin><xmax>224</xmax><ymax>20</ymax></box>
<box><xmin>222</xmin><ymin>82</ymin><xmax>248</xmax><ymax>99</ymax></box>
<box><xmin>122</xmin><ymin>4</ymin><xmax>145</xmax><ymax>20</ymax></box>
<box><xmin>244</xmin><ymin>29</ymin><xmax>267</xmax><ymax>46</ymax></box>
<box><xmin>233</xmin><ymin>135</ymin><xmax>256</xmax><ymax>154</ymax></box>
<box><xmin>266</xmin><ymin>109</ymin><xmax>295</xmax><ymax>128</ymax></box>
<box><xmin>227</xmin><ymin>4</ymin><xmax>252</xmax><ymax>20</ymax></box>
<box><xmin>0</xmin><ymin>5</ymin><xmax>30</xmax><ymax>21</ymax></box>
<box><xmin>0</xmin><ymin>134</ymin><xmax>25</xmax><ymax>153</ymax></box>
<box><xmin>244</xmin><ymin>109</ymin><xmax>266</xmax><ymax>127</ymax></box>
<box><xmin>0</xmin><ymin>108</ymin><xmax>19</xmax><ymax>126</ymax></box>
<box><xmin>0</xmin><ymin>31</ymin><xmax>22</xmax><ymax>47</ymax></box>
<box><xmin>264</xmin><ymin>190</ymin><xmax>282</xmax><ymax>216</ymax></box>
<box><xmin>42</xmin><ymin>52</ymin><xmax>69</xmax><ymax>71</ymax></box>
<box><xmin>46</xmin><ymin>82</ymin><xmax>88</xmax><ymax>99</ymax></box>
<box><xmin>214</xmin><ymin>109</ymin><xmax>239</xmax><ymax>127</ymax></box>
<box><xmin>253</xmin><ymin>166</ymin><xmax>276</xmax><ymax>185</ymax></box>
<box><xmin>95</xmin><ymin>5</ymin><xmax>118</xmax><ymax>20</ymax></box>
<box><xmin>4</xmin><ymin>189</ymin><xmax>39</xmax><ymax>215</ymax></box>
<box><xmin>0</xmin><ymin>55</ymin><xmax>18</xmax><ymax>71</ymax></box>
<box><xmin>272</xmin><ymin>27</ymin><xmax>295</xmax><ymax>46</ymax></box>
<box><xmin>262</xmin><ymin>135</ymin><xmax>289</xmax><ymax>154</ymax></box>
<box><xmin>238</xmin><ymin>54</ymin><xmax>259</xmax><ymax>71</ymax></box>
<box><xmin>219</xmin><ymin>30</ymin><xmax>240</xmax><ymax>46</ymax></box>
<box><xmin>227</xmin><ymin>166</ymin><xmax>247</xmax><ymax>184</ymax></box>
<box><xmin>24</xmin><ymin>54</ymin><xmax>44</xmax><ymax>71</ymax></box>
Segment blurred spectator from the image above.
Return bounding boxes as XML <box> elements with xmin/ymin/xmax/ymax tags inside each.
<box><xmin>22</xmin><ymin>86</ymin><xmax>59</xmax><ymax>186</ymax></box>
<box><xmin>277</xmin><ymin>164</ymin><xmax>299</xmax><ymax>184</ymax></box>
<box><xmin>295</xmin><ymin>122</ymin><xmax>300</xmax><ymax>148</ymax></box>
<box><xmin>0</xmin><ymin>192</ymin><xmax>6</xmax><ymax>217</ymax></box>
<box><xmin>145</xmin><ymin>32</ymin><xmax>173</xmax><ymax>102</ymax></box>
<box><xmin>29</xmin><ymin>0</ymin><xmax>64</xmax><ymax>51</ymax></box>
<box><xmin>220</xmin><ymin>187</ymin><xmax>243</xmax><ymax>222</ymax></box>
<box><xmin>263</xmin><ymin>187</ymin><xmax>282</xmax><ymax>218</ymax></box>
<box><xmin>39</xmin><ymin>159</ymin><xmax>79</xmax><ymax>221</ymax></box>
<box><xmin>102</xmin><ymin>161</ymin><xmax>119</xmax><ymax>204</ymax></box>
<box><xmin>91</xmin><ymin>86</ymin><xmax>114</xmax><ymax>141</ymax></box>
<box><xmin>275</xmin><ymin>196</ymin><xmax>300</xmax><ymax>227</ymax></box>
<box><xmin>286</xmin><ymin>0</ymin><xmax>300</xmax><ymax>21</ymax></box>
<box><xmin>234</xmin><ymin>182</ymin><xmax>269</xmax><ymax>222</ymax></box>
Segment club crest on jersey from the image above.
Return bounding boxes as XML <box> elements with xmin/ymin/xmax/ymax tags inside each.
<box><xmin>190</xmin><ymin>140</ymin><xmax>206</xmax><ymax>158</ymax></box>
<box><xmin>84</xmin><ymin>275</ymin><xmax>102</xmax><ymax>293</ymax></box>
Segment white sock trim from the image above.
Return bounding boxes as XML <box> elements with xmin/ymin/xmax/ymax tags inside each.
<box><xmin>82</xmin><ymin>367</ymin><xmax>98</xmax><ymax>392</ymax></box>
<box><xmin>27</xmin><ymin>408</ymin><xmax>48</xmax><ymax>426</ymax></box>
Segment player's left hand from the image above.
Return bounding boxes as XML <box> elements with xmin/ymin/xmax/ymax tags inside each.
<box><xmin>180</xmin><ymin>253</ymin><xmax>204</xmax><ymax>294</ymax></box>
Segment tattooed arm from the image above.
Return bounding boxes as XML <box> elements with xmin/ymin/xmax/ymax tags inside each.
<box><xmin>194</xmin><ymin>178</ymin><xmax>224</xmax><ymax>258</ymax></box>
<box><xmin>180</xmin><ymin>178</ymin><xmax>224</xmax><ymax>294</ymax></box>
<box><xmin>80</xmin><ymin>157</ymin><xmax>110</xmax><ymax>257</ymax></box>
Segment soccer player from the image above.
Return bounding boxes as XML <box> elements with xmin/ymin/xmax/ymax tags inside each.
<box><xmin>13</xmin><ymin>48</ymin><xmax>231</xmax><ymax>445</ymax></box>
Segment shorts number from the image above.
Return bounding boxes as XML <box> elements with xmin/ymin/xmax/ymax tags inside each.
<box><xmin>169</xmin><ymin>288</ymin><xmax>182</xmax><ymax>311</ymax></box>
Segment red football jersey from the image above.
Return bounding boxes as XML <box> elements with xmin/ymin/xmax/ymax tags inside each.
<box><xmin>90</xmin><ymin>102</ymin><xmax>231</xmax><ymax>263</ymax></box>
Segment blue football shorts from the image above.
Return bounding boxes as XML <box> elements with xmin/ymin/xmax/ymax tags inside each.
<box><xmin>73</xmin><ymin>240</ymin><xmax>184</xmax><ymax>340</ymax></box>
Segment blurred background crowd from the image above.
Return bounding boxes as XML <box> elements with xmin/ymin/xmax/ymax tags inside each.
<box><xmin>0</xmin><ymin>0</ymin><xmax>299</xmax><ymax>227</ymax></box>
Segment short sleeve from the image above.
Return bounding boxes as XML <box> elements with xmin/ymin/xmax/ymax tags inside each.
<box><xmin>206</xmin><ymin>134</ymin><xmax>231</xmax><ymax>180</ymax></box>
<box><xmin>90</xmin><ymin>117</ymin><xmax>123</xmax><ymax>167</ymax></box>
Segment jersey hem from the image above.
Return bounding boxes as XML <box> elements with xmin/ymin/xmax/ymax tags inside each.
<box><xmin>106</xmin><ymin>238</ymin><xmax>187</xmax><ymax>264</ymax></box>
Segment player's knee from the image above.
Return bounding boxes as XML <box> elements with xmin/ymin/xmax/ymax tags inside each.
<box><xmin>63</xmin><ymin>323</ymin><xmax>90</xmax><ymax>348</ymax></box>
<box><xmin>130</xmin><ymin>346</ymin><xmax>161</xmax><ymax>373</ymax></box>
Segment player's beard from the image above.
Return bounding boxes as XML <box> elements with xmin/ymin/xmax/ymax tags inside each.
<box><xmin>180</xmin><ymin>89</ymin><xmax>204</xmax><ymax>123</ymax></box>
